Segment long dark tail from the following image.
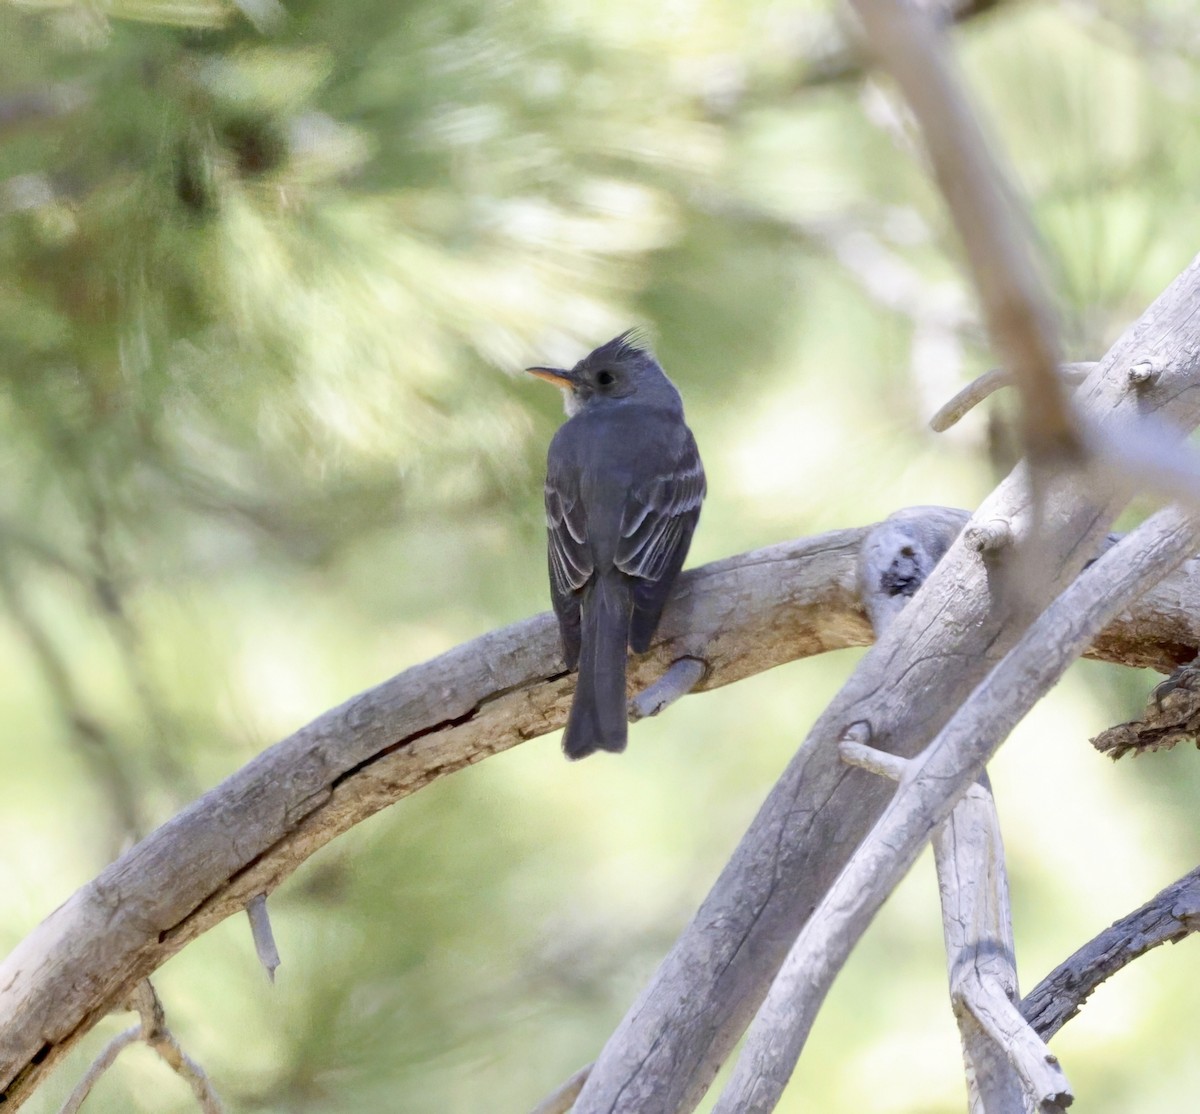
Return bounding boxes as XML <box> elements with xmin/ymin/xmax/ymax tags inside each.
<box><xmin>563</xmin><ymin>574</ymin><xmax>631</xmax><ymax>759</ymax></box>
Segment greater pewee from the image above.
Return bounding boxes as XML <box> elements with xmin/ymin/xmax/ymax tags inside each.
<box><xmin>528</xmin><ymin>331</ymin><xmax>706</xmax><ymax>758</ymax></box>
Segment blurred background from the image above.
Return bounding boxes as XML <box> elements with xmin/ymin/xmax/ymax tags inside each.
<box><xmin>2</xmin><ymin>0</ymin><xmax>1199</xmax><ymax>1110</ymax></box>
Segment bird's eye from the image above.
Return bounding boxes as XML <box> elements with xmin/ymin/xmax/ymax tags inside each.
<box><xmin>596</xmin><ymin>370</ymin><xmax>615</xmax><ymax>387</ymax></box>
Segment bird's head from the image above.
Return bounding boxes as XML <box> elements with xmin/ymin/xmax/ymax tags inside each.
<box><xmin>527</xmin><ymin>329</ymin><xmax>680</xmax><ymax>417</ymax></box>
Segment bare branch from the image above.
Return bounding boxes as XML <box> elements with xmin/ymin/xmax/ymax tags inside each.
<box><xmin>129</xmin><ymin>982</ymin><xmax>225</xmax><ymax>1114</ymax></box>
<box><xmin>792</xmin><ymin>0</ymin><xmax>1016</xmax><ymax>91</ymax></box>
<box><xmin>849</xmin><ymin>0</ymin><xmax>1073</xmax><ymax>461</ymax></box>
<box><xmin>953</xmin><ymin>972</ymin><xmax>1070</xmax><ymax>1113</ymax></box>
<box><xmin>712</xmin><ymin>503</ymin><xmax>1200</xmax><ymax>1114</ymax></box>
<box><xmin>564</xmin><ymin>253</ymin><xmax>1200</xmax><ymax>1114</ymax></box>
<box><xmin>142</xmin><ymin>1026</ymin><xmax>225</xmax><ymax>1113</ymax></box>
<box><xmin>838</xmin><ymin>738</ymin><xmax>905</xmax><ymax>779</ymax></box>
<box><xmin>930</xmin><ymin>363</ymin><xmax>1096</xmax><ymax>433</ymax></box>
<box><xmin>628</xmin><ymin>658</ymin><xmax>706</xmax><ymax>721</ymax></box>
<box><xmin>58</xmin><ymin>982</ymin><xmax>224</xmax><ymax>1114</ymax></box>
<box><xmin>245</xmin><ymin>896</ymin><xmax>280</xmax><ymax>983</ymax></box>
<box><xmin>530</xmin><ymin>1063</ymin><xmax>593</xmax><ymax>1114</ymax></box>
<box><xmin>58</xmin><ymin>1028</ymin><xmax>141</xmax><ymax>1114</ymax></box>
<box><xmin>935</xmin><ymin>781</ymin><xmax>1070</xmax><ymax>1113</ymax></box>
<box><xmin>856</xmin><ymin>515</ymin><xmax>1065</xmax><ymax>1112</ymax></box>
<box><xmin>1092</xmin><ymin>657</ymin><xmax>1200</xmax><ymax>759</ymax></box>
<box><xmin>1021</xmin><ymin>866</ymin><xmax>1200</xmax><ymax>1040</ymax></box>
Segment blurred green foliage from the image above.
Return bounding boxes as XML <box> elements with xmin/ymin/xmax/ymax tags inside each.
<box><xmin>3</xmin><ymin>0</ymin><xmax>1200</xmax><ymax>1111</ymax></box>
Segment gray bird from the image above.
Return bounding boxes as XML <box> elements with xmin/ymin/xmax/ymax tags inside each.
<box><xmin>528</xmin><ymin>331</ymin><xmax>706</xmax><ymax>758</ymax></box>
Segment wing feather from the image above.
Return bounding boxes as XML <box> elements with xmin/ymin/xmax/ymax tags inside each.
<box><xmin>545</xmin><ymin>479</ymin><xmax>592</xmax><ymax>595</ymax></box>
<box><xmin>616</xmin><ymin>433</ymin><xmax>705</xmax><ymax>651</ymax></box>
<box><xmin>615</xmin><ymin>451</ymin><xmax>705</xmax><ymax>580</ymax></box>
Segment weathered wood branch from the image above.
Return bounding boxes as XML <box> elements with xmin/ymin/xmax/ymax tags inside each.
<box><xmin>0</xmin><ymin>528</ymin><xmax>862</xmax><ymax>1104</ymax></box>
<box><xmin>59</xmin><ymin>981</ymin><xmax>224</xmax><ymax>1114</ymax></box>
<box><xmin>1092</xmin><ymin>658</ymin><xmax>1200</xmax><ymax>758</ymax></box>
<box><xmin>857</xmin><ymin>511</ymin><xmax>1067</xmax><ymax>1113</ymax></box>
<box><xmin>712</xmin><ymin>503</ymin><xmax>1200</xmax><ymax>1114</ymax></box>
<box><xmin>1021</xmin><ymin>867</ymin><xmax>1200</xmax><ymax>1040</ymax></box>
<box><xmin>837</xmin><ymin>743</ymin><xmax>1070</xmax><ymax>1113</ymax></box>
<box><xmin>5</xmin><ymin>482</ymin><xmax>1200</xmax><ymax>1107</ymax></box>
<box><xmin>933</xmin><ymin>780</ymin><xmax>1070</xmax><ymax>1113</ymax></box>
<box><xmin>570</xmin><ymin>254</ymin><xmax>1200</xmax><ymax>1114</ymax></box>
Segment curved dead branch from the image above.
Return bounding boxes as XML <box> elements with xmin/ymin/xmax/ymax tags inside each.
<box><xmin>6</xmin><ymin>495</ymin><xmax>1200</xmax><ymax>1106</ymax></box>
<box><xmin>930</xmin><ymin>363</ymin><xmax>1096</xmax><ymax>432</ymax></box>
<box><xmin>1021</xmin><ymin>866</ymin><xmax>1200</xmax><ymax>1040</ymax></box>
<box><xmin>0</xmin><ymin>527</ymin><xmax>868</xmax><ymax>1106</ymax></box>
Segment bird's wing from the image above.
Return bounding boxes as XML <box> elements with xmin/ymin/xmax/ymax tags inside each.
<box><xmin>616</xmin><ymin>431</ymin><xmax>706</xmax><ymax>651</ymax></box>
<box><xmin>545</xmin><ymin>462</ymin><xmax>592</xmax><ymax>668</ymax></box>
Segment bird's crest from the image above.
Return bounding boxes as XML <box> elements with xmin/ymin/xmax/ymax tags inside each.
<box><xmin>585</xmin><ymin>327</ymin><xmax>654</xmax><ymax>368</ymax></box>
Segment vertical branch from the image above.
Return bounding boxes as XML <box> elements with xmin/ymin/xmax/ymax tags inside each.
<box><xmin>858</xmin><ymin>512</ymin><xmax>1068</xmax><ymax>1112</ymax></box>
<box><xmin>848</xmin><ymin>0</ymin><xmax>1074</xmax><ymax>462</ymax></box>
<box><xmin>934</xmin><ymin>779</ymin><xmax>1070</xmax><ymax>1113</ymax></box>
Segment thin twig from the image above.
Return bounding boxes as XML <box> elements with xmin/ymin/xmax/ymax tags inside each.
<box><xmin>530</xmin><ymin>1063</ymin><xmax>593</xmax><ymax>1114</ymax></box>
<box><xmin>131</xmin><ymin>982</ymin><xmax>225</xmax><ymax>1114</ymax></box>
<box><xmin>838</xmin><ymin>739</ymin><xmax>904</xmax><ymax>780</ymax></box>
<box><xmin>628</xmin><ymin>658</ymin><xmax>706</xmax><ymax>721</ymax></box>
<box><xmin>58</xmin><ymin>1028</ymin><xmax>141</xmax><ymax>1114</ymax></box>
<box><xmin>931</xmin><ymin>363</ymin><xmax>1096</xmax><ymax>432</ymax></box>
<box><xmin>1021</xmin><ymin>866</ymin><xmax>1200</xmax><ymax>1040</ymax></box>
<box><xmin>246</xmin><ymin>895</ymin><xmax>281</xmax><ymax>982</ymax></box>
<box><xmin>58</xmin><ymin>982</ymin><xmax>224</xmax><ymax>1114</ymax></box>
<box><xmin>711</xmin><ymin>504</ymin><xmax>1200</xmax><ymax>1114</ymax></box>
<box><xmin>144</xmin><ymin>1028</ymin><xmax>225</xmax><ymax>1114</ymax></box>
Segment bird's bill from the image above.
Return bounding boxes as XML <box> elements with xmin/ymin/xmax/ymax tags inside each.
<box><xmin>526</xmin><ymin>366</ymin><xmax>576</xmax><ymax>389</ymax></box>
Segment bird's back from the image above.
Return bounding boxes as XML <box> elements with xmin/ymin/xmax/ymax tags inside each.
<box><xmin>549</xmin><ymin>402</ymin><xmax>693</xmax><ymax>568</ymax></box>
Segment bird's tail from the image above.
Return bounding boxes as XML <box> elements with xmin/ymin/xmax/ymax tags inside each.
<box><xmin>563</xmin><ymin>576</ymin><xmax>631</xmax><ymax>759</ymax></box>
